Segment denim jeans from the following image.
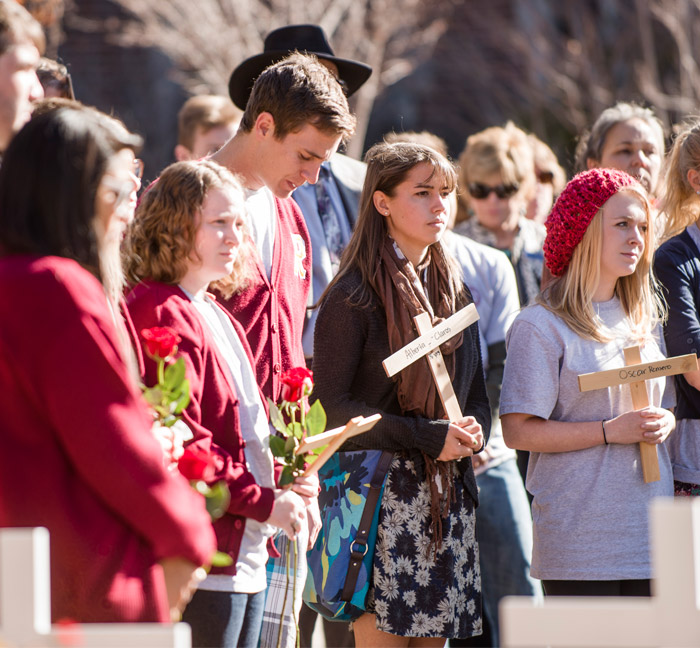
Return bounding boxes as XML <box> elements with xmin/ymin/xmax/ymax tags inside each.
<box><xmin>464</xmin><ymin>458</ymin><xmax>542</xmax><ymax>647</ymax></box>
<box><xmin>182</xmin><ymin>588</ymin><xmax>266</xmax><ymax>648</ymax></box>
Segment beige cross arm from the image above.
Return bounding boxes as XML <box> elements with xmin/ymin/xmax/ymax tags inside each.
<box><xmin>382</xmin><ymin>303</ymin><xmax>479</xmax><ymax>378</ymax></box>
<box><xmin>300</xmin><ymin>413</ymin><xmax>382</xmax><ymax>477</ymax></box>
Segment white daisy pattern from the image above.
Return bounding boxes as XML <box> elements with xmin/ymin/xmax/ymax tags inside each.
<box><xmin>366</xmin><ymin>456</ymin><xmax>481</xmax><ymax>639</ymax></box>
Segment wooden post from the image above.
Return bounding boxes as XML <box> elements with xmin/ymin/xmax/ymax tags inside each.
<box><xmin>578</xmin><ymin>348</ymin><xmax>697</xmax><ymax>483</ymax></box>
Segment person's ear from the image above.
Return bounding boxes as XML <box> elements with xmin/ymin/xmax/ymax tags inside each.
<box><xmin>174</xmin><ymin>144</ymin><xmax>192</xmax><ymax>162</ymax></box>
<box><xmin>586</xmin><ymin>158</ymin><xmax>598</xmax><ymax>170</ymax></box>
<box><xmin>687</xmin><ymin>168</ymin><xmax>700</xmax><ymax>194</ymax></box>
<box><xmin>254</xmin><ymin>112</ymin><xmax>275</xmax><ymax>140</ymax></box>
<box><xmin>373</xmin><ymin>191</ymin><xmax>390</xmax><ymax>216</ymax></box>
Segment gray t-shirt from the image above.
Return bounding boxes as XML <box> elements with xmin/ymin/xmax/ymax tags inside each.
<box><xmin>501</xmin><ymin>298</ymin><xmax>674</xmax><ymax>580</ymax></box>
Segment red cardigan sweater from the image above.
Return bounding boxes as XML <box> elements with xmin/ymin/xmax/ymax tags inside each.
<box><xmin>217</xmin><ymin>195</ymin><xmax>311</xmax><ymax>401</ymax></box>
<box><xmin>126</xmin><ymin>281</ymin><xmax>277</xmax><ymax>574</ymax></box>
<box><xmin>0</xmin><ymin>256</ymin><xmax>215</xmax><ymax>622</ymax></box>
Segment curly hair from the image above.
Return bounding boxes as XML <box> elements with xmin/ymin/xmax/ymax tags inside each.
<box><xmin>124</xmin><ymin>159</ymin><xmax>253</xmax><ymax>297</ymax></box>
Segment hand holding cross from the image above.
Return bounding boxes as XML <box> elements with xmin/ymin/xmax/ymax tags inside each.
<box><xmin>382</xmin><ymin>303</ymin><xmax>484</xmax><ymax>458</ymax></box>
<box><xmin>578</xmin><ymin>346</ymin><xmax>697</xmax><ymax>483</ymax></box>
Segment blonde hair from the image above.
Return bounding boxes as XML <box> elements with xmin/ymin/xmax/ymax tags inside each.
<box><xmin>537</xmin><ymin>186</ymin><xmax>664</xmax><ymax>343</ymax></box>
<box><xmin>457</xmin><ymin>121</ymin><xmax>535</xmax><ymax>222</ymax></box>
<box><xmin>660</xmin><ymin>119</ymin><xmax>700</xmax><ymax>241</ymax></box>
<box><xmin>124</xmin><ymin>160</ymin><xmax>253</xmax><ymax>297</ymax></box>
<box><xmin>529</xmin><ymin>133</ymin><xmax>566</xmax><ymax>196</ymax></box>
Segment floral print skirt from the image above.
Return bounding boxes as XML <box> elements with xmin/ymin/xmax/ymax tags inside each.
<box><xmin>366</xmin><ymin>455</ymin><xmax>482</xmax><ymax>639</ymax></box>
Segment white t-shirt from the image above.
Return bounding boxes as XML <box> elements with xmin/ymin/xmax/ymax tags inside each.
<box><xmin>183</xmin><ymin>288</ymin><xmax>275</xmax><ymax>593</ymax></box>
<box><xmin>501</xmin><ymin>298</ymin><xmax>674</xmax><ymax>580</ymax></box>
<box><xmin>245</xmin><ymin>186</ymin><xmax>276</xmax><ymax>279</ymax></box>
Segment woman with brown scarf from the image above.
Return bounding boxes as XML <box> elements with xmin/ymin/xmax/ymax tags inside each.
<box><xmin>312</xmin><ymin>141</ymin><xmax>490</xmax><ymax>647</ymax></box>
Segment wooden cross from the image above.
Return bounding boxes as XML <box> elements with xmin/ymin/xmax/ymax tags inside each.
<box><xmin>382</xmin><ymin>303</ymin><xmax>480</xmax><ymax>421</ymax></box>
<box><xmin>500</xmin><ymin>497</ymin><xmax>700</xmax><ymax>647</ymax></box>
<box><xmin>0</xmin><ymin>527</ymin><xmax>192</xmax><ymax>647</ymax></box>
<box><xmin>298</xmin><ymin>414</ymin><xmax>382</xmax><ymax>477</ymax></box>
<box><xmin>578</xmin><ymin>347</ymin><xmax>697</xmax><ymax>483</ymax></box>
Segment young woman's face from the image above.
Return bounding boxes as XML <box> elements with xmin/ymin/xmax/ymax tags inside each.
<box><xmin>593</xmin><ymin>119</ymin><xmax>662</xmax><ymax>195</ymax></box>
<box><xmin>374</xmin><ymin>162</ymin><xmax>450</xmax><ymax>264</ymax></box>
<box><xmin>468</xmin><ymin>171</ymin><xmax>524</xmax><ymax>234</ymax></box>
<box><xmin>183</xmin><ymin>186</ymin><xmax>246</xmax><ymax>290</ymax></box>
<box><xmin>94</xmin><ymin>147</ymin><xmax>142</xmax><ymax>245</ymax></box>
<box><xmin>599</xmin><ymin>191</ymin><xmax>648</xmax><ymax>288</ymax></box>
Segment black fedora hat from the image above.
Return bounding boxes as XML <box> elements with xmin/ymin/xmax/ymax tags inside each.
<box><xmin>228</xmin><ymin>24</ymin><xmax>372</xmax><ymax>110</ymax></box>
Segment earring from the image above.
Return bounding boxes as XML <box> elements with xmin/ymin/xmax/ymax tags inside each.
<box><xmin>696</xmin><ymin>190</ymin><xmax>700</xmax><ymax>196</ymax></box>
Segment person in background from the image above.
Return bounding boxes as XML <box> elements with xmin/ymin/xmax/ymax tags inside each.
<box><xmin>211</xmin><ymin>52</ymin><xmax>356</xmax><ymax>648</ymax></box>
<box><xmin>456</xmin><ymin>121</ymin><xmax>543</xmax><ymax>488</ymax></box>
<box><xmin>313</xmin><ymin>141</ymin><xmax>489</xmax><ymax>646</ymax></box>
<box><xmin>456</xmin><ymin>121</ymin><xmax>543</xmax><ymax>308</ymax></box>
<box><xmin>575</xmin><ymin>101</ymin><xmax>665</xmax><ymax>202</ymax></box>
<box><xmin>0</xmin><ymin>0</ymin><xmax>44</xmax><ymax>154</ymax></box>
<box><xmin>501</xmin><ymin>168</ymin><xmax>674</xmax><ymax>598</ymax></box>
<box><xmin>388</xmin><ymin>129</ymin><xmax>541</xmax><ymax>647</ymax></box>
<box><xmin>0</xmin><ymin>103</ymin><xmax>215</xmax><ymax>624</ymax></box>
<box><xmin>525</xmin><ymin>133</ymin><xmax>566</xmax><ymax>225</ymax></box>
<box><xmin>36</xmin><ymin>56</ymin><xmax>74</xmax><ymax>99</ymax></box>
<box><xmin>228</xmin><ymin>24</ymin><xmax>372</xmax><ymax>373</ymax></box>
<box><xmin>174</xmin><ymin>94</ymin><xmax>241</xmax><ymax>161</ymax></box>
<box><xmin>125</xmin><ymin>160</ymin><xmax>310</xmax><ymax>647</ymax></box>
<box><xmin>654</xmin><ymin>119</ymin><xmax>700</xmax><ymax>497</ymax></box>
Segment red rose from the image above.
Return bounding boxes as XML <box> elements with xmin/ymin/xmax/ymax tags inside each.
<box><xmin>280</xmin><ymin>366</ymin><xmax>314</xmax><ymax>403</ymax></box>
<box><xmin>141</xmin><ymin>326</ymin><xmax>181</xmax><ymax>360</ymax></box>
<box><xmin>178</xmin><ymin>446</ymin><xmax>214</xmax><ymax>482</ymax></box>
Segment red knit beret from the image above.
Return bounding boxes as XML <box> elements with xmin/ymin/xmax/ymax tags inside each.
<box><xmin>543</xmin><ymin>168</ymin><xmax>640</xmax><ymax>277</ymax></box>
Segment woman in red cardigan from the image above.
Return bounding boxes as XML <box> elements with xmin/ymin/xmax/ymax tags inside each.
<box><xmin>0</xmin><ymin>105</ymin><xmax>216</xmax><ymax>623</ymax></box>
<box><xmin>124</xmin><ymin>159</ymin><xmax>315</xmax><ymax>648</ymax></box>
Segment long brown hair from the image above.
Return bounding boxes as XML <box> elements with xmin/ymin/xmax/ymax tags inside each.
<box><xmin>322</xmin><ymin>141</ymin><xmax>461</xmax><ymax>309</ymax></box>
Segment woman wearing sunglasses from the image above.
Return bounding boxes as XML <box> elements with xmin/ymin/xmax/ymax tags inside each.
<box><xmin>455</xmin><ymin>122</ymin><xmax>545</xmax><ymax>307</ymax></box>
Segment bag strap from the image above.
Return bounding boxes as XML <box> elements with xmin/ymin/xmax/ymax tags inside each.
<box><xmin>340</xmin><ymin>451</ymin><xmax>394</xmax><ymax>602</ymax></box>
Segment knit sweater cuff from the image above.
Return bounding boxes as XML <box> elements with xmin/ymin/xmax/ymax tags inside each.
<box><xmin>413</xmin><ymin>419</ymin><xmax>450</xmax><ymax>459</ymax></box>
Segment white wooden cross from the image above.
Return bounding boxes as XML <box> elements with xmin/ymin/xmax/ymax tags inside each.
<box><xmin>0</xmin><ymin>527</ymin><xmax>192</xmax><ymax>647</ymax></box>
<box><xmin>500</xmin><ymin>497</ymin><xmax>700</xmax><ymax>647</ymax></box>
<box><xmin>382</xmin><ymin>303</ymin><xmax>480</xmax><ymax>421</ymax></box>
<box><xmin>578</xmin><ymin>347</ymin><xmax>697</xmax><ymax>482</ymax></box>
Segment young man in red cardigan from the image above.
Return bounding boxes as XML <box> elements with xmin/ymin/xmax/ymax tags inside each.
<box><xmin>211</xmin><ymin>52</ymin><xmax>355</xmax><ymax>402</ymax></box>
<box><xmin>209</xmin><ymin>52</ymin><xmax>356</xmax><ymax>648</ymax></box>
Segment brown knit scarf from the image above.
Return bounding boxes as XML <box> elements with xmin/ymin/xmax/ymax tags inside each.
<box><xmin>375</xmin><ymin>236</ymin><xmax>465</xmax><ymax>555</ymax></box>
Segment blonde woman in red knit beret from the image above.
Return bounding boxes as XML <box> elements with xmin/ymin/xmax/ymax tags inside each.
<box><xmin>500</xmin><ymin>168</ymin><xmax>675</xmax><ymax>598</ymax></box>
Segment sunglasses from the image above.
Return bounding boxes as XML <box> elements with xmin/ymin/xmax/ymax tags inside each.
<box><xmin>468</xmin><ymin>182</ymin><xmax>520</xmax><ymax>200</ymax></box>
<box><xmin>537</xmin><ymin>170</ymin><xmax>554</xmax><ymax>184</ymax></box>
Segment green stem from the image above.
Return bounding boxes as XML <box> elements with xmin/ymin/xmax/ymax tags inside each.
<box><xmin>157</xmin><ymin>358</ymin><xmax>165</xmax><ymax>387</ymax></box>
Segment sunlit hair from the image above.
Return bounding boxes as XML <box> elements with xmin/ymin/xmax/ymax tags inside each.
<box><xmin>321</xmin><ymin>141</ymin><xmax>462</xmax><ymax>310</ymax></box>
<box><xmin>574</xmin><ymin>101</ymin><xmax>665</xmax><ymax>177</ymax></box>
<box><xmin>124</xmin><ymin>160</ymin><xmax>253</xmax><ymax>297</ymax></box>
<box><xmin>457</xmin><ymin>121</ymin><xmax>535</xmax><ymax>221</ymax></box>
<box><xmin>177</xmin><ymin>94</ymin><xmax>241</xmax><ymax>150</ymax></box>
<box><xmin>529</xmin><ymin>133</ymin><xmax>566</xmax><ymax>196</ymax></box>
<box><xmin>0</xmin><ymin>0</ymin><xmax>45</xmax><ymax>55</ymax></box>
<box><xmin>659</xmin><ymin>118</ymin><xmax>700</xmax><ymax>241</ymax></box>
<box><xmin>537</xmin><ymin>186</ymin><xmax>665</xmax><ymax>343</ymax></box>
<box><xmin>240</xmin><ymin>52</ymin><xmax>355</xmax><ymax>143</ymax></box>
